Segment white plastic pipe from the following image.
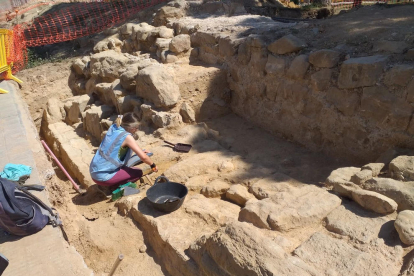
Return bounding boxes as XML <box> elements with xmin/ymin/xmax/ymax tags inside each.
<box><xmin>108</xmin><ymin>254</ymin><xmax>124</xmax><ymax>276</ymax></box>
<box><xmin>41</xmin><ymin>140</ymin><xmax>81</xmax><ymax>193</ymax></box>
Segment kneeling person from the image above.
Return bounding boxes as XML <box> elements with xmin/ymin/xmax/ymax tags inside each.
<box><xmin>89</xmin><ymin>112</ymin><xmax>157</xmax><ymax>193</ymax></box>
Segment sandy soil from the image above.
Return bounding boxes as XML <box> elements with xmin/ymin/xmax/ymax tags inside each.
<box><xmin>17</xmin><ymin>59</ymin><xmax>76</xmax><ymax>128</ymax></box>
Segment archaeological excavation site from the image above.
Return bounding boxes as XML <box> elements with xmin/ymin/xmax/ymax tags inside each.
<box><xmin>1</xmin><ymin>0</ymin><xmax>414</xmax><ymax>275</ymax></box>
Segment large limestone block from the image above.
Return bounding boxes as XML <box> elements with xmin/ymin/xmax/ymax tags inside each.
<box><xmin>286</xmin><ymin>54</ymin><xmax>310</xmax><ymax>80</ymax></box>
<box><xmin>42</xmin><ymin>122</ymin><xmax>77</xmax><ymax>158</ymax></box>
<box><xmin>185</xmin><ymin>175</ymin><xmax>212</xmax><ymax>192</ymax></box>
<box><xmin>326</xmin><ymin>87</ymin><xmax>359</xmax><ymax>116</ymax></box>
<box><xmin>68</xmin><ymin>73</ymin><xmax>87</xmax><ymax>95</ymax></box>
<box><xmin>395</xmin><ymin>210</ymin><xmax>414</xmax><ymax>245</ymax></box>
<box><xmin>237</xmin><ymin>40</ymin><xmax>251</xmax><ymax>65</ymax></box>
<box><xmin>400</xmin><ymin>253</ymin><xmax>414</xmax><ymax>276</ymax></box>
<box><xmin>151</xmin><ymin>111</ymin><xmax>182</xmax><ymax>128</ymax></box>
<box><xmin>120</xmin><ymin>23</ymin><xmax>139</xmax><ymax>37</ymax></box>
<box><xmin>351</xmin><ymin>189</ymin><xmax>397</xmax><ymax>215</ymax></box>
<box><xmin>155</xmin><ymin>37</ymin><xmax>172</xmax><ymax>51</ymax></box>
<box><xmin>218</xmin><ymin>36</ymin><xmax>241</xmax><ymax>57</ymax></box>
<box><xmin>60</xmin><ymin>139</ymin><xmax>95</xmax><ymax>188</ymax></box>
<box><xmin>95</xmin><ymin>82</ymin><xmax>113</xmax><ymax>105</ymax></box>
<box><xmin>268</xmin><ymin>34</ymin><xmax>306</xmax><ymax>55</ymax></box>
<box><xmin>249</xmin><ymin>173</ymin><xmax>300</xmax><ymax>199</ymax></box>
<box><xmin>294</xmin><ymin>232</ymin><xmax>400</xmax><ymax>276</ymax></box>
<box><xmin>332</xmin><ymin>176</ymin><xmax>397</xmax><ymax>214</ymax></box>
<box><xmin>188</xmin><ymin>221</ymin><xmax>315</xmax><ymax>276</ymax></box>
<box><xmin>201</xmin><ymin>179</ymin><xmax>231</xmax><ymax>198</ymax></box>
<box><xmin>42</xmin><ymin>122</ymin><xmax>94</xmax><ymax>187</ymax></box>
<box><xmin>158</xmin><ymin>26</ymin><xmax>174</xmax><ymax>39</ymax></box>
<box><xmin>90</xmin><ymin>50</ymin><xmax>131</xmax><ymax>81</ymax></box>
<box><xmin>185</xmin><ymin>194</ymin><xmax>240</xmax><ymax>226</ymax></box>
<box><xmin>133</xmin><ymin>23</ymin><xmax>156</xmax><ymax>41</ymax></box>
<box><xmin>119</xmin><ymin>59</ymin><xmax>156</xmax><ymax>90</ymax></box>
<box><xmin>128</xmin><ymin>193</ymin><xmax>236</xmax><ymax>275</ymax></box>
<box><xmin>84</xmin><ymin>105</ymin><xmax>114</xmax><ymax>141</ymax></box>
<box><xmin>179</xmin><ymin>102</ymin><xmax>195</xmax><ymax>123</ymax></box>
<box><xmin>136</xmin><ymin>65</ymin><xmax>181</xmax><ymax>108</ymax></box>
<box><xmin>45</xmin><ymin>98</ymin><xmax>65</xmax><ymax>124</ymax></box>
<box><xmin>109</xmin><ymin>79</ymin><xmax>129</xmax><ymax>114</ymax></box>
<box><xmin>361</xmin><ymin>86</ymin><xmax>412</xmax><ymax>130</ymax></box>
<box><xmin>120</xmin><ymin>64</ymin><xmax>139</xmax><ymax>91</ymax></box>
<box><xmin>65</xmin><ymin>94</ymin><xmax>93</xmax><ymax>124</ymax></box>
<box><xmin>93</xmin><ymin>36</ymin><xmax>123</xmax><ymax>53</ymax></box>
<box><xmin>153</xmin><ymin>6</ymin><xmax>185</xmax><ymax>27</ymax></box>
<box><xmin>239</xmin><ymin>198</ymin><xmax>274</xmax><ymax>229</ymax></box>
<box><xmin>309</xmin><ymin>49</ymin><xmax>341</xmax><ymax>68</ymax></box>
<box><xmin>265</xmin><ymin>54</ymin><xmax>287</xmax><ymax>75</ymax></box>
<box><xmin>190</xmin><ymin>31</ymin><xmax>218</xmax><ymax>47</ymax></box>
<box><xmin>85</xmin><ymin>77</ymin><xmax>98</xmax><ymax>95</ymax></box>
<box><xmin>310</xmin><ymin>68</ymin><xmax>332</xmax><ymax>91</ymax></box>
<box><xmin>384</xmin><ymin>65</ymin><xmax>414</xmax><ymax>87</ymax></box>
<box><xmin>169</xmin><ymin>34</ymin><xmax>191</xmax><ymax>54</ymax></box>
<box><xmin>390</xmin><ymin>156</ymin><xmax>414</xmax><ymax>181</ymax></box>
<box><xmin>350</xmin><ymin>169</ymin><xmax>373</xmax><ymax>185</ymax></box>
<box><xmin>326</xmin><ymin>203</ymin><xmax>390</xmax><ymax>243</ymax></box>
<box><xmin>361</xmin><ymin>163</ymin><xmax>384</xmax><ymax>177</ymax></box>
<box><xmin>72</xmin><ymin>56</ymin><xmax>90</xmax><ymax>77</ymax></box>
<box><xmin>363</xmin><ymin>178</ymin><xmax>414</xmax><ymax>211</ymax></box>
<box><xmin>338</xmin><ymin>55</ymin><xmax>387</xmax><ymax>89</ymax></box>
<box><xmin>163</xmin><ymin>151</ymin><xmax>236</xmax><ymax>183</ymax></box>
<box><xmin>325</xmin><ymin>167</ymin><xmax>361</xmax><ymax>187</ymax></box>
<box><xmin>240</xmin><ymin>186</ymin><xmax>341</xmax><ymax>231</ymax></box>
<box><xmin>226</xmin><ymin>184</ymin><xmax>254</xmax><ymax>207</ymax></box>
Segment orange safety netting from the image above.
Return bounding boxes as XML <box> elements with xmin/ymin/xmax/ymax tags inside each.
<box><xmin>23</xmin><ymin>0</ymin><xmax>166</xmax><ymax>47</ymax></box>
<box><xmin>3</xmin><ymin>0</ymin><xmax>165</xmax><ymax>72</ymax></box>
<box><xmin>4</xmin><ymin>0</ymin><xmax>166</xmax><ymax>72</ymax></box>
<box><xmin>7</xmin><ymin>25</ymin><xmax>27</xmax><ymax>72</ymax></box>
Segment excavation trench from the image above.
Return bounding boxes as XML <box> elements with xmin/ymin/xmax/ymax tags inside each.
<box><xmin>15</xmin><ymin>4</ymin><xmax>414</xmax><ymax>276</ymax></box>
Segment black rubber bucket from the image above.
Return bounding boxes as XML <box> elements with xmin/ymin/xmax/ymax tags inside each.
<box><xmin>146</xmin><ymin>176</ymin><xmax>188</xmax><ymax>213</ymax></box>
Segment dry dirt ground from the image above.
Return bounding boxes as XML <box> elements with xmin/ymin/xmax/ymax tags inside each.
<box><xmin>14</xmin><ymin>4</ymin><xmax>414</xmax><ymax>275</ymax></box>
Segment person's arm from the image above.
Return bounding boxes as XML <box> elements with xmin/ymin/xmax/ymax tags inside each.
<box><xmin>122</xmin><ymin>135</ymin><xmax>158</xmax><ymax>172</ymax></box>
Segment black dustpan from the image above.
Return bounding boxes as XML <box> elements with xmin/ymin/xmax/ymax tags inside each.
<box><xmin>164</xmin><ymin>141</ymin><xmax>192</xmax><ymax>153</ymax></box>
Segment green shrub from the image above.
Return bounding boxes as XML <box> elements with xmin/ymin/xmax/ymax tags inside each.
<box><xmin>26</xmin><ymin>48</ymin><xmax>63</xmax><ymax>69</ymax></box>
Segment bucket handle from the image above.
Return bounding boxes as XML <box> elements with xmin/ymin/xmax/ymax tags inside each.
<box><xmin>154</xmin><ymin>176</ymin><xmax>170</xmax><ymax>185</ymax></box>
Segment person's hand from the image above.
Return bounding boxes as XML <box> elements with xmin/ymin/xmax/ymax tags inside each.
<box><xmin>152</xmin><ymin>166</ymin><xmax>158</xmax><ymax>173</ymax></box>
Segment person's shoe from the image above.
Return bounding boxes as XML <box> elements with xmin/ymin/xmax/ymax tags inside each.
<box><xmin>96</xmin><ymin>185</ymin><xmax>113</xmax><ymax>199</ymax></box>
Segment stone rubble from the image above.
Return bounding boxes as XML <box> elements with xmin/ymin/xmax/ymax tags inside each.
<box><xmin>395</xmin><ymin>210</ymin><xmax>414</xmax><ymax>245</ymax></box>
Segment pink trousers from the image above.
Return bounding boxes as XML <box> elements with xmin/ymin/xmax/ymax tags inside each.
<box><xmin>93</xmin><ymin>166</ymin><xmax>143</xmax><ymax>187</ymax></box>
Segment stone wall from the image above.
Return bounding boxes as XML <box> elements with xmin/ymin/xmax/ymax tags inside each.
<box><xmin>188</xmin><ymin>30</ymin><xmax>414</xmax><ymax>162</ymax></box>
<box><xmin>68</xmin><ymin>6</ymin><xmax>414</xmax><ymax>163</ymax></box>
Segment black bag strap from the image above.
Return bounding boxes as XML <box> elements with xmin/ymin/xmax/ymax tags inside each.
<box><xmin>16</xmin><ymin>186</ymin><xmax>62</xmax><ymax>226</ymax></box>
<box><xmin>19</xmin><ymin>184</ymin><xmax>45</xmax><ymax>191</ymax></box>
<box><xmin>16</xmin><ymin>186</ymin><xmax>68</xmax><ymax>241</ymax></box>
